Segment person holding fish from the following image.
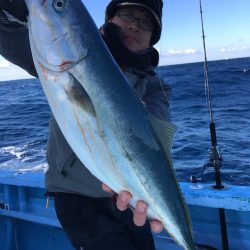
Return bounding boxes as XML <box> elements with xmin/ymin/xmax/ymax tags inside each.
<box><xmin>0</xmin><ymin>1</ymin><xmax>174</xmax><ymax>249</ymax></box>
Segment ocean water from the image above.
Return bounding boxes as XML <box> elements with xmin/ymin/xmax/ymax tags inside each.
<box><xmin>0</xmin><ymin>57</ymin><xmax>249</xmax><ymax>186</ymax></box>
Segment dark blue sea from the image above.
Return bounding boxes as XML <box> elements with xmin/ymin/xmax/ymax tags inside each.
<box><xmin>0</xmin><ymin>57</ymin><xmax>249</xmax><ymax>186</ymax></box>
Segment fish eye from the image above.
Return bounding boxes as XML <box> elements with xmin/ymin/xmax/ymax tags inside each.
<box><xmin>53</xmin><ymin>0</ymin><xmax>67</xmax><ymax>12</ymax></box>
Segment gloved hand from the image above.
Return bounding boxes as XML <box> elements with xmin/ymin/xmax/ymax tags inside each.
<box><xmin>0</xmin><ymin>0</ymin><xmax>37</xmax><ymax>77</ymax></box>
<box><xmin>0</xmin><ymin>0</ymin><xmax>28</xmax><ymax>22</ymax></box>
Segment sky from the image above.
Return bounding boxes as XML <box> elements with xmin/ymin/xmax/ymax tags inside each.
<box><xmin>0</xmin><ymin>0</ymin><xmax>250</xmax><ymax>81</ymax></box>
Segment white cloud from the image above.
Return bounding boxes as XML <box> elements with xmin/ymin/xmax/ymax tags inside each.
<box><xmin>158</xmin><ymin>43</ymin><xmax>250</xmax><ymax>66</ymax></box>
<box><xmin>158</xmin><ymin>48</ymin><xmax>202</xmax><ymax>65</ymax></box>
<box><xmin>159</xmin><ymin>48</ymin><xmax>197</xmax><ymax>57</ymax></box>
<box><xmin>0</xmin><ymin>59</ymin><xmax>34</xmax><ymax>82</ymax></box>
<box><xmin>219</xmin><ymin>44</ymin><xmax>250</xmax><ymax>53</ymax></box>
<box><xmin>184</xmin><ymin>49</ymin><xmax>196</xmax><ymax>55</ymax></box>
<box><xmin>0</xmin><ymin>57</ymin><xmax>11</xmax><ymax>68</ymax></box>
<box><xmin>237</xmin><ymin>38</ymin><xmax>247</xmax><ymax>43</ymax></box>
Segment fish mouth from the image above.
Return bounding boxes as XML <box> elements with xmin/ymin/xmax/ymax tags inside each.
<box><xmin>40</xmin><ymin>56</ymin><xmax>85</xmax><ymax>73</ymax></box>
<box><xmin>51</xmin><ymin>33</ymin><xmax>67</xmax><ymax>44</ymax></box>
<box><xmin>35</xmin><ymin>49</ymin><xmax>86</xmax><ymax>74</ymax></box>
<box><xmin>49</xmin><ymin>33</ymin><xmax>77</xmax><ymax>71</ymax></box>
<box><xmin>30</xmin><ymin>31</ymin><xmax>87</xmax><ymax>73</ymax></box>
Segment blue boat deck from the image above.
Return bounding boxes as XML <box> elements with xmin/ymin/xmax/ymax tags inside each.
<box><xmin>0</xmin><ymin>171</ymin><xmax>250</xmax><ymax>250</ymax></box>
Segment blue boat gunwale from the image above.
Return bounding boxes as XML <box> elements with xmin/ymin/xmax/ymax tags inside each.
<box><xmin>1</xmin><ymin>170</ymin><xmax>250</xmax><ymax>250</ymax></box>
<box><xmin>0</xmin><ymin>170</ymin><xmax>249</xmax><ymax>211</ymax></box>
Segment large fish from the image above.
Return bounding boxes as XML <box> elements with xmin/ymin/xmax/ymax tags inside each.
<box><xmin>24</xmin><ymin>0</ymin><xmax>196</xmax><ymax>249</ymax></box>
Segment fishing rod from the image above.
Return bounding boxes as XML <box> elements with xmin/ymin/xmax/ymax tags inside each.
<box><xmin>198</xmin><ymin>0</ymin><xmax>229</xmax><ymax>249</ymax></box>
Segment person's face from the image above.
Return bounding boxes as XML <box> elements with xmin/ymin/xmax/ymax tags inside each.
<box><xmin>110</xmin><ymin>6</ymin><xmax>153</xmax><ymax>53</ymax></box>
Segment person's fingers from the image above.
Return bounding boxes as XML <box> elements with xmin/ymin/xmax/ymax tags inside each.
<box><xmin>150</xmin><ymin>220</ymin><xmax>164</xmax><ymax>233</ymax></box>
<box><xmin>102</xmin><ymin>185</ymin><xmax>163</xmax><ymax>231</ymax></box>
<box><xmin>133</xmin><ymin>201</ymin><xmax>147</xmax><ymax>226</ymax></box>
<box><xmin>116</xmin><ymin>191</ymin><xmax>132</xmax><ymax>211</ymax></box>
<box><xmin>102</xmin><ymin>183</ymin><xmax>115</xmax><ymax>194</ymax></box>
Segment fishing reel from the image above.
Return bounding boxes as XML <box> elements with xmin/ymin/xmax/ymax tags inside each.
<box><xmin>190</xmin><ymin>146</ymin><xmax>223</xmax><ymax>184</ymax></box>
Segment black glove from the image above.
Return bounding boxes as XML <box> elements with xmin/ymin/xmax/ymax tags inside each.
<box><xmin>0</xmin><ymin>0</ymin><xmax>37</xmax><ymax>77</ymax></box>
<box><xmin>0</xmin><ymin>0</ymin><xmax>28</xmax><ymax>22</ymax></box>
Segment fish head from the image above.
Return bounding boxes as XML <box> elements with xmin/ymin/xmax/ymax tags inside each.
<box><xmin>25</xmin><ymin>0</ymin><xmax>89</xmax><ymax>72</ymax></box>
